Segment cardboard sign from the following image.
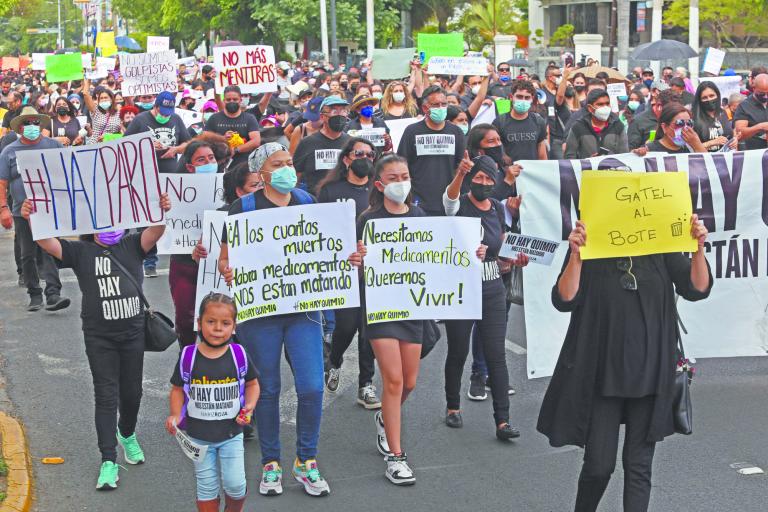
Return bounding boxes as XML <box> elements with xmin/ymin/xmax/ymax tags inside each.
<box><xmin>121</xmin><ymin>50</ymin><xmax>178</xmax><ymax>96</ymax></box>
<box><xmin>45</xmin><ymin>53</ymin><xmax>84</xmax><ymax>83</ymax></box>
<box><xmin>363</xmin><ymin>216</ymin><xmax>482</xmax><ymax>323</ymax></box>
<box><xmin>371</xmin><ymin>48</ymin><xmax>415</xmax><ymax>80</ymax></box>
<box><xmin>417</xmin><ymin>33</ymin><xmax>464</xmax><ymax>65</ymax></box>
<box><xmin>701</xmin><ymin>48</ymin><xmax>726</xmax><ymax>75</ymax></box>
<box><xmin>95</xmin><ymin>31</ymin><xmax>115</xmax><ymax>49</ymax></box>
<box><xmin>19</xmin><ymin>134</ymin><xmax>165</xmax><ymax>240</ymax></box>
<box><xmin>499</xmin><ymin>233</ymin><xmax>560</xmax><ymax>265</ymax></box>
<box><xmin>606</xmin><ymin>82</ymin><xmax>627</xmax><ymax>112</ymax></box>
<box><xmin>427</xmin><ymin>56</ymin><xmax>488</xmax><ymax>76</ymax></box>
<box><xmin>32</xmin><ymin>53</ymin><xmax>53</xmax><ymax>71</ymax></box>
<box><xmin>194</xmin><ymin>210</ymin><xmax>229</xmax><ymax>328</ymax></box>
<box><xmin>147</xmin><ymin>36</ymin><xmax>170</xmax><ymax>53</ymax></box>
<box><xmin>213</xmin><ymin>45</ymin><xmax>277</xmax><ymax>94</ymax></box>
<box><xmin>347</xmin><ymin>128</ymin><xmax>386</xmax><ymax>147</ymax></box>
<box><xmin>579</xmin><ymin>171</ymin><xmax>697</xmax><ymax>259</ymax></box>
<box><xmin>225</xmin><ymin>202</ymin><xmax>360</xmax><ymax>320</ymax></box>
<box><xmin>157</xmin><ymin>174</ymin><xmax>225</xmax><ymax>254</ymax></box>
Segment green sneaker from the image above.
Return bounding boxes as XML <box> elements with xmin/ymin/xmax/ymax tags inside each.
<box><xmin>117</xmin><ymin>431</ymin><xmax>145</xmax><ymax>465</ymax></box>
<box><xmin>292</xmin><ymin>458</ymin><xmax>330</xmax><ymax>497</ymax></box>
<box><xmin>96</xmin><ymin>461</ymin><xmax>119</xmax><ymax>490</ymax></box>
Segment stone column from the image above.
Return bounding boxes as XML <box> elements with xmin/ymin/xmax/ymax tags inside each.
<box><xmin>493</xmin><ymin>35</ymin><xmax>518</xmax><ymax>66</ymax></box>
<box><xmin>573</xmin><ymin>33</ymin><xmax>604</xmax><ymax>65</ymax></box>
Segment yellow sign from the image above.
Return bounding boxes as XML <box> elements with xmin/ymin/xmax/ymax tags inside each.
<box><xmin>102</xmin><ymin>45</ymin><xmax>118</xmax><ymax>57</ymax></box>
<box><xmin>95</xmin><ymin>31</ymin><xmax>115</xmax><ymax>49</ymax></box>
<box><xmin>579</xmin><ymin>171</ymin><xmax>697</xmax><ymax>259</ymax></box>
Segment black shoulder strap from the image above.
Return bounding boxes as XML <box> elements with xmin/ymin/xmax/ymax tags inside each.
<box><xmin>673</xmin><ymin>294</ymin><xmax>688</xmax><ymax>357</ymax></box>
<box><xmin>102</xmin><ymin>249</ymin><xmax>150</xmax><ymax>310</ymax></box>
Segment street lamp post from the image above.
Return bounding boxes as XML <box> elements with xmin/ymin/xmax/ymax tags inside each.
<box><xmin>57</xmin><ymin>0</ymin><xmax>62</xmax><ymax>49</ymax></box>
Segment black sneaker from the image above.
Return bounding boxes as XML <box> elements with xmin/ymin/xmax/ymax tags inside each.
<box><xmin>322</xmin><ymin>333</ymin><xmax>332</xmax><ymax>372</ymax></box>
<box><xmin>45</xmin><ymin>295</ymin><xmax>71</xmax><ymax>312</ymax></box>
<box><xmin>496</xmin><ymin>423</ymin><xmax>521</xmax><ymax>440</ymax></box>
<box><xmin>144</xmin><ymin>267</ymin><xmax>158</xmax><ymax>278</ymax></box>
<box><xmin>467</xmin><ymin>373</ymin><xmax>487</xmax><ymax>401</ymax></box>
<box><xmin>445</xmin><ymin>410</ymin><xmax>463</xmax><ymax>428</ymax></box>
<box><xmin>27</xmin><ymin>295</ymin><xmax>44</xmax><ymax>312</ymax></box>
<box><xmin>485</xmin><ymin>376</ymin><xmax>515</xmax><ymax>396</ymax></box>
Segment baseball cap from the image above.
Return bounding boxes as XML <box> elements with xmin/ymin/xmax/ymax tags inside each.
<box><xmin>320</xmin><ymin>96</ymin><xmax>349</xmax><ymax>110</ymax></box>
<box><xmin>155</xmin><ymin>91</ymin><xmax>176</xmax><ymax>116</ymax></box>
<box><xmin>642</xmin><ymin>67</ymin><xmax>654</xmax><ymax>74</ymax></box>
<box><xmin>651</xmin><ymin>80</ymin><xmax>669</xmax><ymax>92</ymax></box>
<box><xmin>304</xmin><ymin>97</ymin><xmax>324</xmax><ymax>122</ymax></box>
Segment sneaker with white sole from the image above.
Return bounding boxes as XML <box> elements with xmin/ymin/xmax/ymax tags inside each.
<box><xmin>259</xmin><ymin>461</ymin><xmax>283</xmax><ymax>496</ymax></box>
<box><xmin>96</xmin><ymin>461</ymin><xmax>119</xmax><ymax>490</ymax></box>
<box><xmin>117</xmin><ymin>431</ymin><xmax>145</xmax><ymax>464</ymax></box>
<box><xmin>292</xmin><ymin>458</ymin><xmax>330</xmax><ymax>497</ymax></box>
<box><xmin>385</xmin><ymin>452</ymin><xmax>415</xmax><ymax>486</ymax></box>
<box><xmin>357</xmin><ymin>384</ymin><xmax>381</xmax><ymax>409</ymax></box>
<box><xmin>374</xmin><ymin>410</ymin><xmax>391</xmax><ymax>456</ymax></box>
<box><xmin>467</xmin><ymin>372</ymin><xmax>487</xmax><ymax>401</ymax></box>
<box><xmin>325</xmin><ymin>367</ymin><xmax>341</xmax><ymax>393</ymax></box>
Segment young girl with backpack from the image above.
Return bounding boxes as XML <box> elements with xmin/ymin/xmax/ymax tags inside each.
<box><xmin>165</xmin><ymin>293</ymin><xmax>260</xmax><ymax>512</ymax></box>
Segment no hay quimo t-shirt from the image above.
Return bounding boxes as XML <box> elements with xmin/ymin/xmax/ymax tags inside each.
<box><xmin>293</xmin><ymin>131</ymin><xmax>351</xmax><ymax>193</ymax></box>
<box><xmin>58</xmin><ymin>233</ymin><xmax>147</xmax><ymax>336</ymax></box>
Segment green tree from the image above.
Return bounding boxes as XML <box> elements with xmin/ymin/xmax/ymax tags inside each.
<box><xmin>549</xmin><ymin>23</ymin><xmax>574</xmax><ymax>48</ymax></box>
<box><xmin>459</xmin><ymin>0</ymin><xmax>528</xmax><ymax>49</ymax></box>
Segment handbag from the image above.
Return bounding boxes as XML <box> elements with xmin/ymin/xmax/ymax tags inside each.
<box><xmin>507</xmin><ymin>265</ymin><xmax>524</xmax><ymax>306</ymax></box>
<box><xmin>420</xmin><ymin>320</ymin><xmax>442</xmax><ymax>359</ymax></box>
<box><xmin>103</xmin><ymin>250</ymin><xmax>178</xmax><ymax>352</ymax></box>
<box><xmin>672</xmin><ymin>301</ymin><xmax>693</xmax><ymax>435</ymax></box>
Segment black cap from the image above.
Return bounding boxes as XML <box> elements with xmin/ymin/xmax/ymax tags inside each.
<box><xmin>468</xmin><ymin>155</ymin><xmax>499</xmax><ymax>184</ymax></box>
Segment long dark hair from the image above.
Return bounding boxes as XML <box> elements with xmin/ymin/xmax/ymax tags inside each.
<box><xmin>364</xmin><ymin>154</ymin><xmax>412</xmax><ymax>215</ymax></box>
<box><xmin>466</xmin><ymin>123</ymin><xmax>498</xmax><ymax>158</ymax></box>
<box><xmin>221</xmin><ymin>162</ymin><xmax>253</xmax><ymax>205</ymax></box>
<box><xmin>691</xmin><ymin>81</ymin><xmax>723</xmax><ymax>126</ymax></box>
<box><xmin>315</xmin><ymin>137</ymin><xmax>375</xmax><ymax>194</ymax></box>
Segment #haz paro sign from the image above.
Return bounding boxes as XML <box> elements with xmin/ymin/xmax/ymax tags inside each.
<box><xmin>225</xmin><ymin>202</ymin><xmax>359</xmax><ymax>321</ymax></box>
<box><xmin>362</xmin><ymin>216</ymin><xmax>482</xmax><ymax>323</ymax></box>
<box><xmin>121</xmin><ymin>50</ymin><xmax>177</xmax><ymax>96</ymax></box>
<box><xmin>19</xmin><ymin>134</ymin><xmax>164</xmax><ymax>240</ymax></box>
<box><xmin>213</xmin><ymin>45</ymin><xmax>277</xmax><ymax>94</ymax></box>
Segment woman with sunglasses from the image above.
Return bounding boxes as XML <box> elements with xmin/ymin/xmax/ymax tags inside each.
<box><xmin>538</xmin><ymin>214</ymin><xmax>712</xmax><ymax>512</ymax></box>
<box><xmin>316</xmin><ymin>138</ymin><xmax>380</xmax><ymax>409</ymax></box>
<box><xmin>646</xmin><ymin>103</ymin><xmax>706</xmax><ymax>154</ymax></box>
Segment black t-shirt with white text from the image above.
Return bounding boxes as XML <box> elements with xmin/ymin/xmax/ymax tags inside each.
<box><xmin>492</xmin><ymin>112</ymin><xmax>547</xmax><ymax>163</ymax></box>
<box><xmin>318</xmin><ymin>179</ymin><xmax>372</xmax><ymax>217</ymax></box>
<box><xmin>204</xmin><ymin>111</ymin><xmax>260</xmax><ymax>166</ymax></box>
<box><xmin>124</xmin><ymin>111</ymin><xmax>193</xmax><ymax>173</ymax></box>
<box><xmin>293</xmin><ymin>131</ymin><xmax>351</xmax><ymax>193</ymax></box>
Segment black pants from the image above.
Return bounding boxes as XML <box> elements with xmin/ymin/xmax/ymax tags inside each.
<box><xmin>13</xmin><ymin>216</ymin><xmax>61</xmax><ymax>298</ymax></box>
<box><xmin>84</xmin><ymin>333</ymin><xmax>145</xmax><ymax>462</ymax></box>
<box><xmin>445</xmin><ymin>278</ymin><xmax>509</xmax><ymax>425</ymax></box>
<box><xmin>328</xmin><ymin>307</ymin><xmax>375</xmax><ymax>387</ymax></box>
<box><xmin>549</xmin><ymin>137</ymin><xmax>565</xmax><ymax>160</ymax></box>
<box><xmin>575</xmin><ymin>395</ymin><xmax>657</xmax><ymax>512</ymax></box>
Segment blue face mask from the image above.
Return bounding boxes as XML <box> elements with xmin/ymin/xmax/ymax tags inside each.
<box><xmin>617</xmin><ymin>95</ymin><xmax>628</xmax><ymax>102</ymax></box>
<box><xmin>195</xmin><ymin>163</ymin><xmax>218</xmax><ymax>174</ymax></box>
<box><xmin>429</xmin><ymin>107</ymin><xmax>447</xmax><ymax>123</ymax></box>
<box><xmin>499</xmin><ymin>75</ymin><xmax>511</xmax><ymax>83</ymax></box>
<box><xmin>360</xmin><ymin>105</ymin><xmax>374</xmax><ymax>118</ymax></box>
<box><xmin>22</xmin><ymin>125</ymin><xmax>41</xmax><ymax>140</ymax></box>
<box><xmin>672</xmin><ymin>128</ymin><xmax>686</xmax><ymax>148</ymax></box>
<box><xmin>268</xmin><ymin>166</ymin><xmax>297</xmax><ymax>194</ymax></box>
<box><xmin>643</xmin><ymin>79</ymin><xmax>654</xmax><ymax>89</ymax></box>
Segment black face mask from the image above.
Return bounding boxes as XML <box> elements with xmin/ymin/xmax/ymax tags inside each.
<box><xmin>56</xmin><ymin>107</ymin><xmax>70</xmax><ymax>116</ymax></box>
<box><xmin>470</xmin><ymin>182</ymin><xmax>494</xmax><ymax>201</ymax></box>
<box><xmin>327</xmin><ymin>114</ymin><xmax>347</xmax><ymax>132</ymax></box>
<box><xmin>199</xmin><ymin>333</ymin><xmax>231</xmax><ymax>349</ymax></box>
<box><xmin>350</xmin><ymin>158</ymin><xmax>373</xmax><ymax>178</ymax></box>
<box><xmin>483</xmin><ymin>145</ymin><xmax>505</xmax><ymax>167</ymax></box>
<box><xmin>350</xmin><ymin>82</ymin><xmax>359</xmax><ymax>92</ymax></box>
<box><xmin>225</xmin><ymin>102</ymin><xmax>240</xmax><ymax>114</ymax></box>
<box><xmin>574</xmin><ymin>85</ymin><xmax>585</xmax><ymax>92</ymax></box>
<box><xmin>755</xmin><ymin>92</ymin><xmax>768</xmax><ymax>104</ymax></box>
<box><xmin>340</xmin><ymin>81</ymin><xmax>348</xmax><ymax>89</ymax></box>
<box><xmin>702</xmin><ymin>99</ymin><xmax>719</xmax><ymax>112</ymax></box>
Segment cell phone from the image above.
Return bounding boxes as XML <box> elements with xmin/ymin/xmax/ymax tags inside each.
<box><xmin>564</xmin><ymin>55</ymin><xmax>574</xmax><ymax>68</ymax></box>
<box><xmin>598</xmin><ymin>146</ymin><xmax>611</xmax><ymax>155</ymax></box>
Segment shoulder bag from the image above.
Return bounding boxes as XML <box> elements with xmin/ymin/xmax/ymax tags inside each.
<box><xmin>673</xmin><ymin>299</ymin><xmax>693</xmax><ymax>435</ymax></box>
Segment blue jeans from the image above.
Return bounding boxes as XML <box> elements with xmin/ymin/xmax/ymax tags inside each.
<box><xmin>191</xmin><ymin>434</ymin><xmax>246</xmax><ymax>501</ymax></box>
<box><xmin>237</xmin><ymin>312</ymin><xmax>324</xmax><ymax>464</ymax></box>
<box><xmin>143</xmin><ymin>248</ymin><xmax>158</xmax><ymax>270</ymax></box>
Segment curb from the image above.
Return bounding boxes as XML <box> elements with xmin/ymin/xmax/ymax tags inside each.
<box><xmin>0</xmin><ymin>412</ymin><xmax>32</xmax><ymax>512</ymax></box>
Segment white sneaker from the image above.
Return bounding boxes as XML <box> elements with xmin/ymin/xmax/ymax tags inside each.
<box><xmin>325</xmin><ymin>367</ymin><xmax>341</xmax><ymax>393</ymax></box>
<box><xmin>385</xmin><ymin>452</ymin><xmax>415</xmax><ymax>486</ymax></box>
<box><xmin>292</xmin><ymin>458</ymin><xmax>330</xmax><ymax>497</ymax></box>
<box><xmin>375</xmin><ymin>410</ymin><xmax>391</xmax><ymax>456</ymax></box>
<box><xmin>259</xmin><ymin>461</ymin><xmax>283</xmax><ymax>496</ymax></box>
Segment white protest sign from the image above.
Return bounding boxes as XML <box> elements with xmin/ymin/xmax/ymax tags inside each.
<box><xmin>708</xmin><ymin>76</ymin><xmax>741</xmax><ymax>102</ymax></box>
<box><xmin>157</xmin><ymin>174</ymin><xmax>225</xmax><ymax>254</ymax></box>
<box><xmin>471</xmin><ymin>103</ymin><xmax>496</xmax><ymax>128</ymax></box>
<box><xmin>147</xmin><ymin>36</ymin><xmax>170</xmax><ymax>53</ymax></box>
<box><xmin>76</xmin><ymin>116</ymin><xmax>88</xmax><ymax>128</ymax></box>
<box><xmin>176</xmin><ymin>108</ymin><xmax>204</xmax><ymax>128</ymax></box>
<box><xmin>225</xmin><ymin>201</ymin><xmax>360</xmax><ymax>320</ymax></box>
<box><xmin>414</xmin><ymin>133</ymin><xmax>456</xmax><ymax>156</ymax></box>
<box><xmin>387</xmin><ymin>117</ymin><xmax>421</xmax><ymax>153</ymax></box>
<box><xmin>121</xmin><ymin>50</ymin><xmax>178</xmax><ymax>96</ymax></box>
<box><xmin>82</xmin><ymin>53</ymin><xmax>93</xmax><ymax>70</ymax></box>
<box><xmin>499</xmin><ymin>233</ymin><xmax>560</xmax><ymax>265</ymax></box>
<box><xmin>194</xmin><ymin>210</ymin><xmax>229</xmax><ymax>329</ymax></box>
<box><xmin>348</xmin><ymin>128</ymin><xmax>386</xmax><ymax>147</ymax></box>
<box><xmin>701</xmin><ymin>48</ymin><xmax>726</xmax><ymax>75</ymax></box>
<box><xmin>427</xmin><ymin>56</ymin><xmax>489</xmax><ymax>76</ymax></box>
<box><xmin>606</xmin><ymin>82</ymin><xmax>627</xmax><ymax>112</ymax></box>
<box><xmin>32</xmin><ymin>53</ymin><xmax>52</xmax><ymax>71</ymax></box>
<box><xmin>85</xmin><ymin>57</ymin><xmax>117</xmax><ymax>79</ymax></box>
<box><xmin>174</xmin><ymin>423</ymin><xmax>208</xmax><ymax>463</ymax></box>
<box><xmin>516</xmin><ymin>150</ymin><xmax>768</xmax><ymax>378</ymax></box>
<box><xmin>177</xmin><ymin>56</ymin><xmax>197</xmax><ymax>68</ymax></box>
<box><xmin>363</xmin><ymin>216</ymin><xmax>482</xmax><ymax>323</ymax></box>
<box><xmin>19</xmin><ymin>134</ymin><xmax>165</xmax><ymax>240</ymax></box>
<box><xmin>213</xmin><ymin>45</ymin><xmax>277</xmax><ymax>94</ymax></box>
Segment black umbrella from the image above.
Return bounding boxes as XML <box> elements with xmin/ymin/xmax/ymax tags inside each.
<box><xmin>631</xmin><ymin>40</ymin><xmax>698</xmax><ymax>61</ymax></box>
<box><xmin>506</xmin><ymin>58</ymin><xmax>530</xmax><ymax>67</ymax></box>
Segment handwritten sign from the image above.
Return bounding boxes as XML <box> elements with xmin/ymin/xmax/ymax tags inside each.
<box><xmin>19</xmin><ymin>134</ymin><xmax>165</xmax><ymax>240</ymax></box>
<box><xmin>606</xmin><ymin>82</ymin><xmax>627</xmax><ymax>112</ymax></box>
<box><xmin>157</xmin><ymin>174</ymin><xmax>224</xmax><ymax>254</ymax></box>
<box><xmin>194</xmin><ymin>210</ymin><xmax>229</xmax><ymax>328</ymax></box>
<box><xmin>147</xmin><ymin>36</ymin><xmax>170</xmax><ymax>53</ymax></box>
<box><xmin>579</xmin><ymin>171</ymin><xmax>697</xmax><ymax>259</ymax></box>
<box><xmin>363</xmin><ymin>216</ymin><xmax>481</xmax><ymax>323</ymax></box>
<box><xmin>427</xmin><ymin>56</ymin><xmax>488</xmax><ymax>76</ymax></box>
<box><xmin>417</xmin><ymin>32</ymin><xmax>464</xmax><ymax>65</ymax></box>
<box><xmin>45</xmin><ymin>53</ymin><xmax>84</xmax><ymax>83</ymax></box>
<box><xmin>499</xmin><ymin>233</ymin><xmax>559</xmax><ymax>265</ymax></box>
<box><xmin>225</xmin><ymin>201</ymin><xmax>359</xmax><ymax>320</ymax></box>
<box><xmin>213</xmin><ymin>45</ymin><xmax>277</xmax><ymax>94</ymax></box>
<box><xmin>701</xmin><ymin>48</ymin><xmax>726</xmax><ymax>75</ymax></box>
<box><xmin>121</xmin><ymin>50</ymin><xmax>178</xmax><ymax>96</ymax></box>
<box><xmin>348</xmin><ymin>128</ymin><xmax>386</xmax><ymax>147</ymax></box>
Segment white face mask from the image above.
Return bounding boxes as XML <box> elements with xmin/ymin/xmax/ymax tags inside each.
<box><xmin>471</xmin><ymin>85</ymin><xmax>481</xmax><ymax>95</ymax></box>
<box><xmin>392</xmin><ymin>91</ymin><xmax>406</xmax><ymax>103</ymax></box>
<box><xmin>593</xmin><ymin>106</ymin><xmax>612</xmax><ymax>122</ymax></box>
<box><xmin>382</xmin><ymin>181</ymin><xmax>411</xmax><ymax>204</ymax></box>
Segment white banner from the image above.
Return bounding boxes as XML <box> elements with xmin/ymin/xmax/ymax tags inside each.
<box><xmin>363</xmin><ymin>216</ymin><xmax>482</xmax><ymax>323</ymax></box>
<box><xmin>225</xmin><ymin>202</ymin><xmax>360</xmax><ymax>321</ymax></box>
<box><xmin>194</xmin><ymin>210</ymin><xmax>230</xmax><ymax>329</ymax></box>
<box><xmin>157</xmin><ymin>174</ymin><xmax>224</xmax><ymax>254</ymax></box>
<box><xmin>32</xmin><ymin>53</ymin><xmax>52</xmax><ymax>71</ymax></box>
<box><xmin>121</xmin><ymin>50</ymin><xmax>178</xmax><ymax>96</ymax></box>
<box><xmin>213</xmin><ymin>45</ymin><xmax>277</xmax><ymax>94</ymax></box>
<box><xmin>517</xmin><ymin>151</ymin><xmax>768</xmax><ymax>378</ymax></box>
<box><xmin>427</xmin><ymin>56</ymin><xmax>489</xmax><ymax>76</ymax></box>
<box><xmin>707</xmin><ymin>76</ymin><xmax>741</xmax><ymax>102</ymax></box>
<box><xmin>147</xmin><ymin>36</ymin><xmax>170</xmax><ymax>53</ymax></box>
<box><xmin>20</xmin><ymin>134</ymin><xmax>165</xmax><ymax>240</ymax></box>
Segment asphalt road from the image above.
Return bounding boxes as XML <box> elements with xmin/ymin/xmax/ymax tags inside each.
<box><xmin>0</xmin><ymin>230</ymin><xmax>766</xmax><ymax>512</ymax></box>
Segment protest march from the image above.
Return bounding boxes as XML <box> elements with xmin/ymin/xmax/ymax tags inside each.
<box><xmin>0</xmin><ymin>3</ymin><xmax>767</xmax><ymax>510</ymax></box>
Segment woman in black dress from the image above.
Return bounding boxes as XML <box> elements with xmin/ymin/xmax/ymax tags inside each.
<box><xmin>537</xmin><ymin>214</ymin><xmax>712</xmax><ymax>512</ymax></box>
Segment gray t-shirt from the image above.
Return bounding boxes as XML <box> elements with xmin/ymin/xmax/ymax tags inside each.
<box><xmin>0</xmin><ymin>137</ymin><xmax>63</xmax><ymax>216</ymax></box>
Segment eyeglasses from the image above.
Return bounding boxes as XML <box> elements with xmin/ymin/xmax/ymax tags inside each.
<box><xmin>498</xmin><ymin>68</ymin><xmax>511</xmax><ymax>72</ymax></box>
<box><xmin>322</xmin><ymin>108</ymin><xmax>348</xmax><ymax>116</ymax></box>
<box><xmin>22</xmin><ymin>120</ymin><xmax>40</xmax><ymax>126</ymax></box>
<box><xmin>673</xmin><ymin>119</ymin><xmax>694</xmax><ymax>128</ymax></box>
<box><xmin>352</xmin><ymin>150</ymin><xmax>376</xmax><ymax>160</ymax></box>
<box><xmin>616</xmin><ymin>257</ymin><xmax>638</xmax><ymax>291</ymax></box>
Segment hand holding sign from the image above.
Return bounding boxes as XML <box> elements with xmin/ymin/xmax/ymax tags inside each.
<box><xmin>690</xmin><ymin>214</ymin><xmax>708</xmax><ymax>250</ymax></box>
<box><xmin>568</xmin><ymin>220</ymin><xmax>587</xmax><ymax>255</ymax></box>
<box><xmin>165</xmin><ymin>415</ymin><xmax>181</xmax><ymax>435</ymax></box>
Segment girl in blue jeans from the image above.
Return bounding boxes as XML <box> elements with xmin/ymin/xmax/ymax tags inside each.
<box><xmin>166</xmin><ymin>293</ymin><xmax>259</xmax><ymax>512</ymax></box>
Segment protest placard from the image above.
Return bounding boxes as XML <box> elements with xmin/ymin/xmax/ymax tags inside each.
<box><xmin>32</xmin><ymin>53</ymin><xmax>52</xmax><ymax>71</ymax></box>
<box><xmin>45</xmin><ymin>53</ymin><xmax>84</xmax><ymax>83</ymax></box>
<box><xmin>427</xmin><ymin>56</ymin><xmax>488</xmax><ymax>76</ymax></box>
<box><xmin>347</xmin><ymin>128</ymin><xmax>386</xmax><ymax>147</ymax></box>
<box><xmin>19</xmin><ymin>133</ymin><xmax>165</xmax><ymax>240</ymax></box>
<box><xmin>177</xmin><ymin>56</ymin><xmax>197</xmax><ymax>68</ymax></box>
<box><xmin>577</xmin><ymin>171</ymin><xmax>697</xmax><ymax>259</ymax></box>
<box><xmin>156</xmin><ymin>174</ymin><xmax>225</xmax><ymax>254</ymax></box>
<box><xmin>102</xmin><ymin>133</ymin><xmax>123</xmax><ymax>142</ymax></box>
<box><xmin>194</xmin><ymin>210</ymin><xmax>229</xmax><ymax>327</ymax></box>
<box><xmin>363</xmin><ymin>216</ymin><xmax>481</xmax><ymax>323</ymax></box>
<box><xmin>147</xmin><ymin>36</ymin><xmax>170</xmax><ymax>52</ymax></box>
<box><xmin>414</xmin><ymin>133</ymin><xmax>456</xmax><ymax>156</ymax></box>
<box><xmin>371</xmin><ymin>48</ymin><xmax>414</xmax><ymax>80</ymax></box>
<box><xmin>701</xmin><ymin>48</ymin><xmax>726</xmax><ymax>75</ymax></box>
<box><xmin>121</xmin><ymin>50</ymin><xmax>177</xmax><ymax>96</ymax></box>
<box><xmin>495</xmin><ymin>99</ymin><xmax>511</xmax><ymax>115</ymax></box>
<box><xmin>708</xmin><ymin>76</ymin><xmax>741</xmax><ymax>102</ymax></box>
<box><xmin>174</xmin><ymin>423</ymin><xmax>208</xmax><ymax>462</ymax></box>
<box><xmin>176</xmin><ymin>108</ymin><xmax>204</xmax><ymax>128</ymax></box>
<box><xmin>471</xmin><ymin>103</ymin><xmax>496</xmax><ymax>128</ymax></box>
<box><xmin>82</xmin><ymin>53</ymin><xmax>93</xmax><ymax>70</ymax></box>
<box><xmin>606</xmin><ymin>82</ymin><xmax>627</xmax><ymax>112</ymax></box>
<box><xmin>95</xmin><ymin>31</ymin><xmax>115</xmax><ymax>49</ymax></box>
<box><xmin>417</xmin><ymin>33</ymin><xmax>464</xmax><ymax>65</ymax></box>
<box><xmin>1</xmin><ymin>57</ymin><xmax>20</xmax><ymax>71</ymax></box>
<box><xmin>499</xmin><ymin>233</ymin><xmax>560</xmax><ymax>265</ymax></box>
<box><xmin>102</xmin><ymin>46</ymin><xmax>118</xmax><ymax>57</ymax></box>
<box><xmin>387</xmin><ymin>117</ymin><xmax>421</xmax><ymax>153</ymax></box>
<box><xmin>85</xmin><ymin>56</ymin><xmax>117</xmax><ymax>79</ymax></box>
<box><xmin>225</xmin><ymin>201</ymin><xmax>359</xmax><ymax>320</ymax></box>
<box><xmin>213</xmin><ymin>45</ymin><xmax>277</xmax><ymax>94</ymax></box>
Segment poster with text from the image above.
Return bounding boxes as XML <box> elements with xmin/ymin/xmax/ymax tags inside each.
<box><xmin>363</xmin><ymin>216</ymin><xmax>482</xmax><ymax>323</ymax></box>
<box><xmin>213</xmin><ymin>45</ymin><xmax>277</xmax><ymax>94</ymax></box>
<box><xmin>225</xmin><ymin>201</ymin><xmax>359</xmax><ymax>321</ymax></box>
<box><xmin>121</xmin><ymin>50</ymin><xmax>178</xmax><ymax>96</ymax></box>
<box><xmin>194</xmin><ymin>210</ymin><xmax>229</xmax><ymax>328</ymax></box>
